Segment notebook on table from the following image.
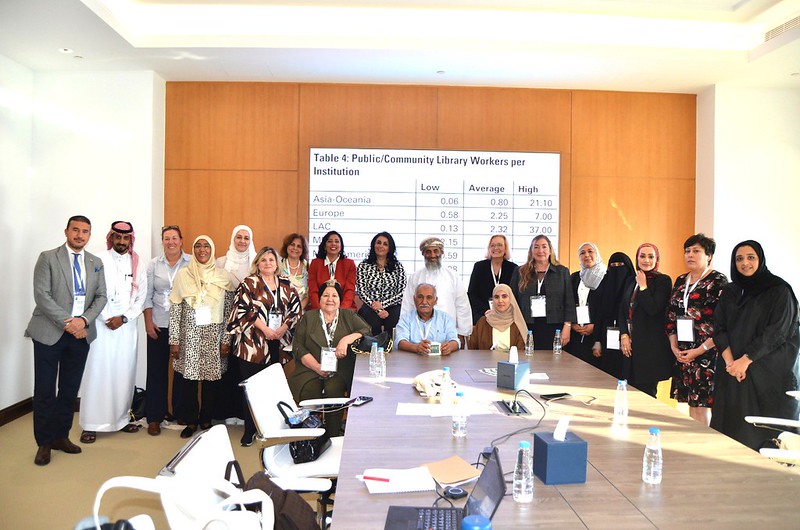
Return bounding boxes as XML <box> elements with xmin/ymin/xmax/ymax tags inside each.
<box><xmin>383</xmin><ymin>447</ymin><xmax>506</xmax><ymax>530</ymax></box>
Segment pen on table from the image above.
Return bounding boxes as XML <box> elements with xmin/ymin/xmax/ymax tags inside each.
<box><xmin>357</xmin><ymin>475</ymin><xmax>390</xmax><ymax>482</ymax></box>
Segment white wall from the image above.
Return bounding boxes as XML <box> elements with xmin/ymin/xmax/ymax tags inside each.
<box><xmin>0</xmin><ymin>58</ymin><xmax>165</xmax><ymax>410</ymax></box>
<box><xmin>697</xmin><ymin>84</ymin><xmax>800</xmax><ymax>294</ymax></box>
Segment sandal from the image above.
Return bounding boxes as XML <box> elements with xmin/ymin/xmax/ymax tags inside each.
<box><xmin>120</xmin><ymin>423</ymin><xmax>141</xmax><ymax>433</ymax></box>
<box><xmin>80</xmin><ymin>430</ymin><xmax>96</xmax><ymax>444</ymax></box>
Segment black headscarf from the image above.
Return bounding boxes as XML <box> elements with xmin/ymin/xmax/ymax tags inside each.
<box><xmin>599</xmin><ymin>252</ymin><xmax>635</xmax><ymax>323</ymax></box>
<box><xmin>729</xmin><ymin>240</ymin><xmax>788</xmax><ymax>298</ymax></box>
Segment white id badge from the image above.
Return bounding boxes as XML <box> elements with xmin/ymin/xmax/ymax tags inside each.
<box><xmin>72</xmin><ymin>295</ymin><xmax>86</xmax><ymax>317</ymax></box>
<box><xmin>320</xmin><ymin>347</ymin><xmax>338</xmax><ymax>372</ymax></box>
<box><xmin>487</xmin><ymin>299</ymin><xmax>493</xmax><ymax>311</ymax></box>
<box><xmin>576</xmin><ymin>305</ymin><xmax>590</xmax><ymax>325</ymax></box>
<box><xmin>677</xmin><ymin>317</ymin><xmax>695</xmax><ymax>343</ymax></box>
<box><xmin>606</xmin><ymin>328</ymin><xmax>621</xmax><ymax>350</ymax></box>
<box><xmin>194</xmin><ymin>305</ymin><xmax>212</xmax><ymax>326</ymax></box>
<box><xmin>268</xmin><ymin>312</ymin><xmax>282</xmax><ymax>330</ymax></box>
<box><xmin>530</xmin><ymin>295</ymin><xmax>547</xmax><ymax>318</ymax></box>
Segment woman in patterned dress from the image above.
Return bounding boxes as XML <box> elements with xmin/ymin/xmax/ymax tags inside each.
<box><xmin>169</xmin><ymin>235</ymin><xmax>235</xmax><ymax>438</ymax></box>
<box><xmin>279</xmin><ymin>233</ymin><xmax>309</xmax><ymax>310</ymax></box>
<box><xmin>356</xmin><ymin>232</ymin><xmax>406</xmax><ymax>336</ymax></box>
<box><xmin>227</xmin><ymin>246</ymin><xmax>301</xmax><ymax>446</ymax></box>
<box><xmin>666</xmin><ymin>233</ymin><xmax>728</xmax><ymax>425</ymax></box>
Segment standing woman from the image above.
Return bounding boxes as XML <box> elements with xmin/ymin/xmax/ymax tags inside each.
<box><xmin>279</xmin><ymin>233</ymin><xmax>309</xmax><ymax>310</ymax></box>
<box><xmin>169</xmin><ymin>236</ymin><xmax>235</xmax><ymax>438</ymax></box>
<box><xmin>619</xmin><ymin>243</ymin><xmax>673</xmax><ymax>398</ymax></box>
<box><xmin>467</xmin><ymin>235</ymin><xmax>518</xmax><ymax>325</ymax></box>
<box><xmin>143</xmin><ymin>225</ymin><xmax>191</xmax><ymax>436</ymax></box>
<box><xmin>510</xmin><ymin>235</ymin><xmax>575</xmax><ymax>350</ymax></box>
<box><xmin>289</xmin><ymin>281</ymin><xmax>370</xmax><ymax>438</ymax></box>
<box><xmin>469</xmin><ymin>284</ymin><xmax>528</xmax><ymax>351</ymax></box>
<box><xmin>216</xmin><ymin>225</ymin><xmax>256</xmax><ymax>288</ymax></box>
<box><xmin>564</xmin><ymin>242</ymin><xmax>607</xmax><ymax>368</ymax></box>
<box><xmin>666</xmin><ymin>233</ymin><xmax>727</xmax><ymax>425</ymax></box>
<box><xmin>307</xmin><ymin>230</ymin><xmax>357</xmax><ymax>310</ymax></box>
<box><xmin>227</xmin><ymin>247</ymin><xmax>302</xmax><ymax>446</ymax></box>
<box><xmin>597</xmin><ymin>252</ymin><xmax>635</xmax><ymax>380</ymax></box>
<box><xmin>712</xmin><ymin>241</ymin><xmax>800</xmax><ymax>450</ymax></box>
<box><xmin>356</xmin><ymin>232</ymin><xmax>406</xmax><ymax>336</ymax></box>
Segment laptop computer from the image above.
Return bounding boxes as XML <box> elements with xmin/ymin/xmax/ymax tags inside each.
<box><xmin>384</xmin><ymin>447</ymin><xmax>506</xmax><ymax>530</ymax></box>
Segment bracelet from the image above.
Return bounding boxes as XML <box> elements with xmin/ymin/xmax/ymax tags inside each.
<box><xmin>702</xmin><ymin>343</ymin><xmax>708</xmax><ymax>351</ymax></box>
<box><xmin>563</xmin><ymin>323</ymin><xmax>571</xmax><ymax>328</ymax></box>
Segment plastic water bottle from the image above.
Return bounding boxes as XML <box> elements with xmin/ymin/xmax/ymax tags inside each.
<box><xmin>451</xmin><ymin>391</ymin><xmax>467</xmax><ymax>437</ymax></box>
<box><xmin>552</xmin><ymin>329</ymin><xmax>562</xmax><ymax>355</ymax></box>
<box><xmin>614</xmin><ymin>379</ymin><xmax>628</xmax><ymax>425</ymax></box>
<box><xmin>642</xmin><ymin>427</ymin><xmax>663</xmax><ymax>484</ymax></box>
<box><xmin>525</xmin><ymin>330</ymin><xmax>534</xmax><ymax>357</ymax></box>
<box><xmin>375</xmin><ymin>347</ymin><xmax>386</xmax><ymax>383</ymax></box>
<box><xmin>368</xmin><ymin>342</ymin><xmax>378</xmax><ymax>377</ymax></box>
<box><xmin>512</xmin><ymin>440</ymin><xmax>533</xmax><ymax>503</ymax></box>
<box><xmin>440</xmin><ymin>367</ymin><xmax>455</xmax><ymax>405</ymax></box>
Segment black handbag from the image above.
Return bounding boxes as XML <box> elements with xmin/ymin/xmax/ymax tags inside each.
<box><xmin>351</xmin><ymin>330</ymin><xmax>393</xmax><ymax>354</ymax></box>
<box><xmin>276</xmin><ymin>401</ymin><xmax>331</xmax><ymax>464</ymax></box>
<box><xmin>128</xmin><ymin>386</ymin><xmax>146</xmax><ymax>422</ymax></box>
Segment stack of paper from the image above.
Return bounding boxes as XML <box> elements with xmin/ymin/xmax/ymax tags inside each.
<box><xmin>360</xmin><ymin>466</ymin><xmax>436</xmax><ymax>494</ymax></box>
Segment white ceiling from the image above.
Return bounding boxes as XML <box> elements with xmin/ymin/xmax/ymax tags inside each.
<box><xmin>1</xmin><ymin>0</ymin><xmax>799</xmax><ymax>94</ymax></box>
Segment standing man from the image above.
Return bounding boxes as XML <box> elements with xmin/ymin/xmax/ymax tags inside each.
<box><xmin>79</xmin><ymin>221</ymin><xmax>147</xmax><ymax>444</ymax></box>
<box><xmin>26</xmin><ymin>215</ymin><xmax>107</xmax><ymax>466</ymax></box>
<box><xmin>401</xmin><ymin>237</ymin><xmax>473</xmax><ymax>343</ymax></box>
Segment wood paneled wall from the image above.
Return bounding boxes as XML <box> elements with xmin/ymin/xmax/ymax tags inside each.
<box><xmin>165</xmin><ymin>82</ymin><xmax>695</xmax><ymax>277</ymax></box>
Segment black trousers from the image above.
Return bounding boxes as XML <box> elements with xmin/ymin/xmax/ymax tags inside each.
<box><xmin>145</xmin><ymin>327</ymin><xmax>171</xmax><ymax>424</ymax></box>
<box><xmin>175</xmin><ymin>372</ymin><xmax>218</xmax><ymax>426</ymax></box>
<box><xmin>358</xmin><ymin>304</ymin><xmax>401</xmax><ymax>336</ymax></box>
<box><xmin>33</xmin><ymin>333</ymin><xmax>89</xmax><ymax>445</ymax></box>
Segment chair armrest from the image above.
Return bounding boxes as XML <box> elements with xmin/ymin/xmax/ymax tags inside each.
<box><xmin>744</xmin><ymin>416</ymin><xmax>800</xmax><ymax>429</ymax></box>
<box><xmin>270</xmin><ymin>477</ymin><xmax>333</xmax><ymax>492</ymax></box>
<box><xmin>759</xmin><ymin>448</ymin><xmax>800</xmax><ymax>464</ymax></box>
<box><xmin>787</xmin><ymin>390</ymin><xmax>800</xmax><ymax>400</ymax></box>
<box><xmin>256</xmin><ymin>428</ymin><xmax>327</xmax><ymax>448</ymax></box>
<box><xmin>300</xmin><ymin>397</ymin><xmax>350</xmax><ymax>408</ymax></box>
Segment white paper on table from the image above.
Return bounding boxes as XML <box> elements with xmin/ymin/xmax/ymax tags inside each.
<box><xmin>360</xmin><ymin>466</ymin><xmax>436</xmax><ymax>494</ymax></box>
<box><xmin>530</xmin><ymin>373</ymin><xmax>549</xmax><ymax>380</ymax></box>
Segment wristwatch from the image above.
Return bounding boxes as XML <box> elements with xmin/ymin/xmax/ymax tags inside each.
<box><xmin>121</xmin><ymin>315</ymin><xmax>128</xmax><ymax>324</ymax></box>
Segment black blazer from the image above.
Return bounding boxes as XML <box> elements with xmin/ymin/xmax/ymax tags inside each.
<box><xmin>564</xmin><ymin>271</ymin><xmax>606</xmax><ymax>363</ymax></box>
<box><xmin>511</xmin><ymin>264</ymin><xmax>577</xmax><ymax>324</ymax></box>
<box><xmin>618</xmin><ymin>273</ymin><xmax>674</xmax><ymax>383</ymax></box>
<box><xmin>467</xmin><ymin>259</ymin><xmax>518</xmax><ymax>325</ymax></box>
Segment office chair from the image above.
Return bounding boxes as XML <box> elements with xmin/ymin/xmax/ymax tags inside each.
<box><xmin>745</xmin><ymin>391</ymin><xmax>800</xmax><ymax>466</ymax></box>
<box><xmin>241</xmin><ymin>363</ymin><xmax>346</xmax><ymax>528</ymax></box>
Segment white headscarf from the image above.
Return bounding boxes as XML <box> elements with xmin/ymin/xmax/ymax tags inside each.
<box><xmin>578</xmin><ymin>242</ymin><xmax>607</xmax><ymax>290</ymax></box>
<box><xmin>223</xmin><ymin>225</ymin><xmax>256</xmax><ymax>275</ymax></box>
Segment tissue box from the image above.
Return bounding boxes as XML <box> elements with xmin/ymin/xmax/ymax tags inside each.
<box><xmin>533</xmin><ymin>432</ymin><xmax>587</xmax><ymax>485</ymax></box>
<box><xmin>497</xmin><ymin>361</ymin><xmax>529</xmax><ymax>390</ymax></box>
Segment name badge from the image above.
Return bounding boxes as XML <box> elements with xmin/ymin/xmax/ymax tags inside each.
<box><xmin>268</xmin><ymin>311</ymin><xmax>283</xmax><ymax>330</ymax></box>
<box><xmin>530</xmin><ymin>295</ymin><xmax>546</xmax><ymax>318</ymax></box>
<box><xmin>195</xmin><ymin>305</ymin><xmax>212</xmax><ymax>326</ymax></box>
<box><xmin>320</xmin><ymin>347</ymin><xmax>338</xmax><ymax>372</ymax></box>
<box><xmin>487</xmin><ymin>299</ymin><xmax>493</xmax><ymax>311</ymax></box>
<box><xmin>677</xmin><ymin>317</ymin><xmax>695</xmax><ymax>343</ymax></box>
<box><xmin>428</xmin><ymin>341</ymin><xmax>442</xmax><ymax>356</ymax></box>
<box><xmin>72</xmin><ymin>295</ymin><xmax>86</xmax><ymax>317</ymax></box>
<box><xmin>576</xmin><ymin>305</ymin><xmax>590</xmax><ymax>325</ymax></box>
<box><xmin>606</xmin><ymin>327</ymin><xmax>620</xmax><ymax>350</ymax></box>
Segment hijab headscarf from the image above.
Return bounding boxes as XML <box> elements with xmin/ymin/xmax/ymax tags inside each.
<box><xmin>223</xmin><ymin>225</ymin><xmax>256</xmax><ymax>275</ymax></box>
<box><xmin>635</xmin><ymin>242</ymin><xmax>661</xmax><ymax>279</ymax></box>
<box><xmin>729</xmin><ymin>240</ymin><xmax>790</xmax><ymax>298</ymax></box>
<box><xmin>171</xmin><ymin>235</ymin><xmax>234</xmax><ymax>324</ymax></box>
<box><xmin>578</xmin><ymin>242</ymin><xmax>607</xmax><ymax>290</ymax></box>
<box><xmin>603</xmin><ymin>252</ymin><xmax>635</xmax><ymax>312</ymax></box>
<box><xmin>486</xmin><ymin>284</ymin><xmax>529</xmax><ymax>336</ymax></box>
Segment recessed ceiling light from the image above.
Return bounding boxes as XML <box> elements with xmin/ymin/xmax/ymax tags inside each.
<box><xmin>791</xmin><ymin>72</ymin><xmax>800</xmax><ymax>77</ymax></box>
<box><xmin>436</xmin><ymin>70</ymin><xmax>446</xmax><ymax>75</ymax></box>
<box><xmin>74</xmin><ymin>56</ymin><xmax>84</xmax><ymax>60</ymax></box>
<box><xmin>59</xmin><ymin>48</ymin><xmax>74</xmax><ymax>54</ymax></box>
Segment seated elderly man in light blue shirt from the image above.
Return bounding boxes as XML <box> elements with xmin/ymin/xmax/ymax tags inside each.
<box><xmin>396</xmin><ymin>283</ymin><xmax>460</xmax><ymax>356</ymax></box>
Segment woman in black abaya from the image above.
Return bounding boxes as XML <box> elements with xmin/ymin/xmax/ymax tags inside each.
<box><xmin>711</xmin><ymin>240</ymin><xmax>800</xmax><ymax>450</ymax></box>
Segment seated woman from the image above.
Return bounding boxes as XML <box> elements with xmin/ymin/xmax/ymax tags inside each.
<box><xmin>289</xmin><ymin>280</ymin><xmax>370</xmax><ymax>438</ymax></box>
<box><xmin>469</xmin><ymin>284</ymin><xmax>528</xmax><ymax>351</ymax></box>
<box><xmin>356</xmin><ymin>231</ymin><xmax>406</xmax><ymax>336</ymax></box>
<box><xmin>467</xmin><ymin>235</ymin><xmax>518</xmax><ymax>325</ymax></box>
<box><xmin>307</xmin><ymin>230</ymin><xmax>357</xmax><ymax>310</ymax></box>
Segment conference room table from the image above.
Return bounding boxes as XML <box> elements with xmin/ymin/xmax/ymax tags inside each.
<box><xmin>330</xmin><ymin>349</ymin><xmax>800</xmax><ymax>529</ymax></box>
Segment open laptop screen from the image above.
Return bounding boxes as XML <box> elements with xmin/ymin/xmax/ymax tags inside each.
<box><xmin>464</xmin><ymin>447</ymin><xmax>506</xmax><ymax>520</ymax></box>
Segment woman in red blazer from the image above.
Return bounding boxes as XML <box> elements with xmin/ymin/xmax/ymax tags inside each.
<box><xmin>307</xmin><ymin>230</ymin><xmax>357</xmax><ymax>310</ymax></box>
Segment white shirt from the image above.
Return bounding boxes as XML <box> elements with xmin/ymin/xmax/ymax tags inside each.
<box><xmin>401</xmin><ymin>266</ymin><xmax>473</xmax><ymax>336</ymax></box>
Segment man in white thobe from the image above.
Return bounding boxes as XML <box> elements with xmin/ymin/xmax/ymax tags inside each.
<box><xmin>79</xmin><ymin>221</ymin><xmax>147</xmax><ymax>441</ymax></box>
<box><xmin>401</xmin><ymin>237</ymin><xmax>472</xmax><ymax>343</ymax></box>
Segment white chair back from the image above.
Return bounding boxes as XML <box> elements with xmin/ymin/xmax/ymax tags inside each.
<box><xmin>242</xmin><ymin>363</ymin><xmax>297</xmax><ymax>441</ymax></box>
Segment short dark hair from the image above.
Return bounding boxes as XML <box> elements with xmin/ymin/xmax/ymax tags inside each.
<box><xmin>316</xmin><ymin>230</ymin><xmax>346</xmax><ymax>260</ymax></box>
<box><xmin>66</xmin><ymin>215</ymin><xmax>91</xmax><ymax>229</ymax></box>
<box><xmin>365</xmin><ymin>231</ymin><xmax>399</xmax><ymax>272</ymax></box>
<box><xmin>280</xmin><ymin>233</ymin><xmax>308</xmax><ymax>261</ymax></box>
<box><xmin>318</xmin><ymin>279</ymin><xmax>343</xmax><ymax>300</ymax></box>
<box><xmin>684</xmin><ymin>233</ymin><xmax>716</xmax><ymax>257</ymax></box>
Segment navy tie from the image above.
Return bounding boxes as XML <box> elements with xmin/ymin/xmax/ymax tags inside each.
<box><xmin>72</xmin><ymin>253</ymin><xmax>85</xmax><ymax>295</ymax></box>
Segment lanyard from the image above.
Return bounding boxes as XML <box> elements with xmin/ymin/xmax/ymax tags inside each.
<box><xmin>165</xmin><ymin>258</ymin><xmax>182</xmax><ymax>290</ymax></box>
<box><xmin>416</xmin><ymin>314</ymin><xmax>433</xmax><ymax>341</ymax></box>
<box><xmin>325</xmin><ymin>257</ymin><xmax>339</xmax><ymax>279</ymax></box>
<box><xmin>682</xmin><ymin>267</ymin><xmax>709</xmax><ymax>310</ymax></box>
<box><xmin>490</xmin><ymin>263</ymin><xmax>501</xmax><ymax>287</ymax></box>
<box><xmin>320</xmin><ymin>309</ymin><xmax>339</xmax><ymax>348</ymax></box>
<box><xmin>536</xmin><ymin>268</ymin><xmax>548</xmax><ymax>294</ymax></box>
<box><xmin>264</xmin><ymin>276</ymin><xmax>281</xmax><ymax>311</ymax></box>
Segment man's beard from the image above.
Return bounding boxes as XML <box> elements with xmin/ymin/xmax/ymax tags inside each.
<box><xmin>424</xmin><ymin>258</ymin><xmax>441</xmax><ymax>271</ymax></box>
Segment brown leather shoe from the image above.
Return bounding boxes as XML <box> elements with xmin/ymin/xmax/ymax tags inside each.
<box><xmin>51</xmin><ymin>438</ymin><xmax>82</xmax><ymax>454</ymax></box>
<box><xmin>147</xmin><ymin>422</ymin><xmax>161</xmax><ymax>436</ymax></box>
<box><xmin>34</xmin><ymin>445</ymin><xmax>52</xmax><ymax>466</ymax></box>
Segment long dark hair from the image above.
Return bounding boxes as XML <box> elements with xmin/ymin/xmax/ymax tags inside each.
<box><xmin>365</xmin><ymin>231</ymin><xmax>399</xmax><ymax>272</ymax></box>
<box><xmin>315</xmin><ymin>230</ymin><xmax>346</xmax><ymax>260</ymax></box>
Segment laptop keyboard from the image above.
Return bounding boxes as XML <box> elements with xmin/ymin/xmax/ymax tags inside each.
<box><xmin>416</xmin><ymin>507</ymin><xmax>463</xmax><ymax>530</ymax></box>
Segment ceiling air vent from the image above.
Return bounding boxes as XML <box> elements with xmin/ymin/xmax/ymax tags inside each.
<box><xmin>765</xmin><ymin>15</ymin><xmax>800</xmax><ymax>41</ymax></box>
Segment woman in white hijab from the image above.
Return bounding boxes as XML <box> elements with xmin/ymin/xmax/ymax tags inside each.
<box><xmin>564</xmin><ymin>242</ymin><xmax>608</xmax><ymax>368</ymax></box>
<box><xmin>216</xmin><ymin>225</ymin><xmax>256</xmax><ymax>287</ymax></box>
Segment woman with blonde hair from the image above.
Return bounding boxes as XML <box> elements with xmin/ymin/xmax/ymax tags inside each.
<box><xmin>467</xmin><ymin>234</ymin><xmax>518</xmax><ymax>325</ymax></box>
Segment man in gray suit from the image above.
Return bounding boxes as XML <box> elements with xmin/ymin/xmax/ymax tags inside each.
<box><xmin>25</xmin><ymin>215</ymin><xmax>107</xmax><ymax>466</ymax></box>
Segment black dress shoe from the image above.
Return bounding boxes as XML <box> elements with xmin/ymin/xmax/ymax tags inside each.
<box><xmin>51</xmin><ymin>438</ymin><xmax>82</xmax><ymax>454</ymax></box>
<box><xmin>180</xmin><ymin>425</ymin><xmax>198</xmax><ymax>438</ymax></box>
<box><xmin>34</xmin><ymin>445</ymin><xmax>52</xmax><ymax>466</ymax></box>
<box><xmin>240</xmin><ymin>433</ymin><xmax>256</xmax><ymax>447</ymax></box>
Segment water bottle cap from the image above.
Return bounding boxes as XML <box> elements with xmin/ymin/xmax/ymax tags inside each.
<box><xmin>456</xmin><ymin>391</ymin><xmax>464</xmax><ymax>397</ymax></box>
<box><xmin>519</xmin><ymin>440</ymin><xmax>530</xmax><ymax>449</ymax></box>
<box><xmin>556</xmin><ymin>328</ymin><xmax>561</xmax><ymax>332</ymax></box>
<box><xmin>649</xmin><ymin>427</ymin><xmax>660</xmax><ymax>435</ymax></box>
<box><xmin>461</xmin><ymin>514</ymin><xmax>492</xmax><ymax>530</ymax></box>
<box><xmin>617</xmin><ymin>379</ymin><xmax>627</xmax><ymax>385</ymax></box>
<box><xmin>528</xmin><ymin>330</ymin><xmax>532</xmax><ymax>334</ymax></box>
<box><xmin>377</xmin><ymin>347</ymin><xmax>384</xmax><ymax>352</ymax></box>
<box><xmin>443</xmin><ymin>367</ymin><xmax>450</xmax><ymax>372</ymax></box>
